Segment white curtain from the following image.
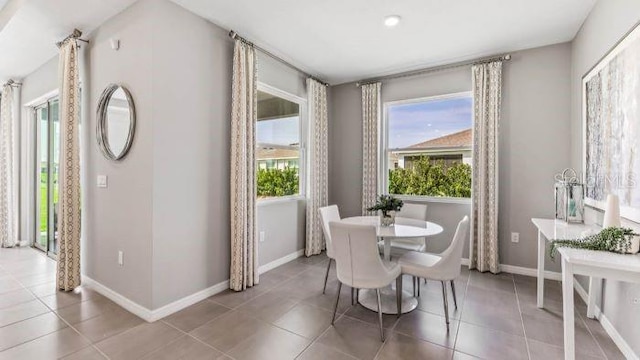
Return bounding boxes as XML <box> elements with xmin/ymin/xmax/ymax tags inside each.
<box><xmin>305</xmin><ymin>78</ymin><xmax>328</xmax><ymax>257</ymax></box>
<box><xmin>229</xmin><ymin>39</ymin><xmax>258</xmax><ymax>291</ymax></box>
<box><xmin>0</xmin><ymin>84</ymin><xmax>18</xmax><ymax>248</ymax></box>
<box><xmin>361</xmin><ymin>82</ymin><xmax>381</xmax><ymax>215</ymax></box>
<box><xmin>57</xmin><ymin>39</ymin><xmax>82</xmax><ymax>290</ymax></box>
<box><xmin>470</xmin><ymin>61</ymin><xmax>502</xmax><ymax>274</ymax></box>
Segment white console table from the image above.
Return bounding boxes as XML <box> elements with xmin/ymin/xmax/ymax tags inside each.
<box><xmin>532</xmin><ymin>218</ymin><xmax>640</xmax><ymax>359</ymax></box>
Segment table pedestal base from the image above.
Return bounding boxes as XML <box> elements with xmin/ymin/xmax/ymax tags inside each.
<box><xmin>358</xmin><ymin>286</ymin><xmax>418</xmax><ymax>314</ymax></box>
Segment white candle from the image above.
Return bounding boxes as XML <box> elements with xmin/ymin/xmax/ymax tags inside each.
<box><xmin>602</xmin><ymin>194</ymin><xmax>621</xmax><ymax>228</ymax></box>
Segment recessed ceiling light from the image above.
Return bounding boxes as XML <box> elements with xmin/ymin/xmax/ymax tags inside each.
<box><xmin>384</xmin><ymin>15</ymin><xmax>401</xmax><ymax>28</ymax></box>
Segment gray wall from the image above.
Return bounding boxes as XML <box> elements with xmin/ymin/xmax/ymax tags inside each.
<box><xmin>570</xmin><ymin>0</ymin><xmax>640</xmax><ymax>354</ymax></box>
<box><xmin>329</xmin><ymin>43</ymin><xmax>572</xmax><ymax>269</ymax></box>
<box><xmin>19</xmin><ymin>0</ymin><xmax>309</xmax><ymax>310</ymax></box>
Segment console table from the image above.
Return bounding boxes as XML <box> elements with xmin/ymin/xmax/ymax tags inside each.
<box><xmin>532</xmin><ymin>218</ymin><xmax>640</xmax><ymax>359</ymax></box>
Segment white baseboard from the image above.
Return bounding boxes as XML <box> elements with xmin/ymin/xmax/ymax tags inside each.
<box><xmin>460</xmin><ymin>258</ymin><xmax>561</xmax><ymax>281</ymax></box>
<box><xmin>82</xmin><ymin>248</ymin><xmax>305</xmax><ymax>322</ymax></box>
<box><xmin>573</xmin><ymin>280</ymin><xmax>638</xmax><ymax>360</ymax></box>
<box><xmin>258</xmin><ymin>249</ymin><xmax>305</xmax><ymax>274</ymax></box>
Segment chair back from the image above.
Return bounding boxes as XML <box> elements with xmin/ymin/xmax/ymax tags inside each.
<box><xmin>398</xmin><ymin>203</ymin><xmax>428</xmax><ymax>220</ymax></box>
<box><xmin>319</xmin><ymin>205</ymin><xmax>340</xmax><ymax>258</ymax></box>
<box><xmin>434</xmin><ymin>216</ymin><xmax>470</xmax><ymax>278</ymax></box>
<box><xmin>329</xmin><ymin>221</ymin><xmax>396</xmax><ymax>289</ymax></box>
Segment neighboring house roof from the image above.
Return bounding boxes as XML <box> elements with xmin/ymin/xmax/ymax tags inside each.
<box><xmin>257</xmin><ymin>147</ymin><xmax>299</xmax><ymax>160</ymax></box>
<box><xmin>407</xmin><ymin>128</ymin><xmax>472</xmax><ymax>149</ymax></box>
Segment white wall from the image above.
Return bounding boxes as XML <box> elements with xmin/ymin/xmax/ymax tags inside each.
<box><xmin>570</xmin><ymin>0</ymin><xmax>640</xmax><ymax>355</ymax></box>
<box><xmin>329</xmin><ymin>43</ymin><xmax>572</xmax><ymax>266</ymax></box>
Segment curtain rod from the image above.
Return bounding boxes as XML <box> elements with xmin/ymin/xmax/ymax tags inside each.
<box><xmin>2</xmin><ymin>79</ymin><xmax>22</xmax><ymax>88</ymax></box>
<box><xmin>228</xmin><ymin>30</ymin><xmax>329</xmax><ymax>87</ymax></box>
<box><xmin>56</xmin><ymin>28</ymin><xmax>89</xmax><ymax>48</ymax></box>
<box><xmin>356</xmin><ymin>53</ymin><xmax>511</xmax><ymax>87</ymax></box>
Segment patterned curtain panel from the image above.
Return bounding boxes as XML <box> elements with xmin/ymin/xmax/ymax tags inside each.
<box><xmin>305</xmin><ymin>78</ymin><xmax>329</xmax><ymax>257</ymax></box>
<box><xmin>57</xmin><ymin>39</ymin><xmax>82</xmax><ymax>290</ymax></box>
<box><xmin>470</xmin><ymin>61</ymin><xmax>502</xmax><ymax>274</ymax></box>
<box><xmin>0</xmin><ymin>84</ymin><xmax>18</xmax><ymax>248</ymax></box>
<box><xmin>229</xmin><ymin>39</ymin><xmax>258</xmax><ymax>291</ymax></box>
<box><xmin>361</xmin><ymin>82</ymin><xmax>381</xmax><ymax>215</ymax></box>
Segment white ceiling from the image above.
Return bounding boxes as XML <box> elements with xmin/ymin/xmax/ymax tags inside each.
<box><xmin>0</xmin><ymin>0</ymin><xmax>136</xmax><ymax>82</ymax></box>
<box><xmin>171</xmin><ymin>0</ymin><xmax>597</xmax><ymax>84</ymax></box>
<box><xmin>0</xmin><ymin>0</ymin><xmax>597</xmax><ymax>85</ymax></box>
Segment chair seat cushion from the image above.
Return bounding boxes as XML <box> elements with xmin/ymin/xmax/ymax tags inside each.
<box><xmin>398</xmin><ymin>251</ymin><xmax>450</xmax><ymax>280</ymax></box>
<box><xmin>378</xmin><ymin>239</ymin><xmax>426</xmax><ymax>253</ymax></box>
<box><xmin>350</xmin><ymin>260</ymin><xmax>401</xmax><ymax>289</ymax></box>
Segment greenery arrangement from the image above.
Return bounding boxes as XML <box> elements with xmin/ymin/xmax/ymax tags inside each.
<box><xmin>367</xmin><ymin>194</ymin><xmax>404</xmax><ymax>217</ymax></box>
<box><xmin>257</xmin><ymin>168</ymin><xmax>299</xmax><ymax>198</ymax></box>
<box><xmin>549</xmin><ymin>227</ymin><xmax>639</xmax><ymax>259</ymax></box>
<box><xmin>389</xmin><ymin>157</ymin><xmax>471</xmax><ymax>198</ymax></box>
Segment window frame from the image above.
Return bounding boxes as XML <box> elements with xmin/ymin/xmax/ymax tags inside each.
<box><xmin>256</xmin><ymin>82</ymin><xmax>308</xmax><ymax>205</ymax></box>
<box><xmin>380</xmin><ymin>91</ymin><xmax>473</xmax><ymax>204</ymax></box>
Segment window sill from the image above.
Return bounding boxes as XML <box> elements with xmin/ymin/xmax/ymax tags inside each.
<box><xmin>257</xmin><ymin>195</ymin><xmax>306</xmax><ymax>207</ymax></box>
<box><xmin>394</xmin><ymin>195</ymin><xmax>471</xmax><ymax>205</ymax></box>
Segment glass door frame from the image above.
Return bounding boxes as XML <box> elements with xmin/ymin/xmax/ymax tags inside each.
<box><xmin>33</xmin><ymin>97</ymin><xmax>59</xmax><ymax>258</ymax></box>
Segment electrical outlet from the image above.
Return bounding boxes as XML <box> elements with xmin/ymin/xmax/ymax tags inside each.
<box><xmin>97</xmin><ymin>175</ymin><xmax>108</xmax><ymax>188</ymax></box>
<box><xmin>633</xmin><ymin>298</ymin><xmax>640</xmax><ymax>305</ymax></box>
<box><xmin>118</xmin><ymin>251</ymin><xmax>124</xmax><ymax>266</ymax></box>
<box><xmin>259</xmin><ymin>231</ymin><xmax>266</xmax><ymax>243</ymax></box>
<box><xmin>511</xmin><ymin>232</ymin><xmax>520</xmax><ymax>243</ymax></box>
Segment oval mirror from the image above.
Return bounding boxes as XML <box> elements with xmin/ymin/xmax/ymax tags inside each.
<box><xmin>97</xmin><ymin>84</ymin><xmax>136</xmax><ymax>160</ymax></box>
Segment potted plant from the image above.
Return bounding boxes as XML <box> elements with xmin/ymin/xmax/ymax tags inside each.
<box><xmin>368</xmin><ymin>195</ymin><xmax>404</xmax><ymax>227</ymax></box>
<box><xmin>549</xmin><ymin>227</ymin><xmax>640</xmax><ymax>259</ymax></box>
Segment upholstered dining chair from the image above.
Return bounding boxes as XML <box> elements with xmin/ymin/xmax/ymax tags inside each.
<box><xmin>398</xmin><ymin>216</ymin><xmax>469</xmax><ymax>331</ymax></box>
<box><xmin>319</xmin><ymin>205</ymin><xmax>340</xmax><ymax>294</ymax></box>
<box><xmin>379</xmin><ymin>203</ymin><xmax>429</xmax><ymax>258</ymax></box>
<box><xmin>329</xmin><ymin>221</ymin><xmax>402</xmax><ymax>341</ymax></box>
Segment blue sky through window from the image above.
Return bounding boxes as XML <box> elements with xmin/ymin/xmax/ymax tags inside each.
<box><xmin>257</xmin><ymin>116</ymin><xmax>299</xmax><ymax>146</ymax></box>
<box><xmin>388</xmin><ymin>96</ymin><xmax>472</xmax><ymax>149</ymax></box>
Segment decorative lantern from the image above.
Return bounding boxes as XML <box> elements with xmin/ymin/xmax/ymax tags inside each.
<box><xmin>555</xmin><ymin>168</ymin><xmax>584</xmax><ymax>223</ymax></box>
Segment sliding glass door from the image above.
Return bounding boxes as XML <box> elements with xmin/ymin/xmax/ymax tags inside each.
<box><xmin>34</xmin><ymin>98</ymin><xmax>60</xmax><ymax>256</ymax></box>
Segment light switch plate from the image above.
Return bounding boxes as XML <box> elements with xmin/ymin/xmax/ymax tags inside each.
<box><xmin>97</xmin><ymin>175</ymin><xmax>108</xmax><ymax>188</ymax></box>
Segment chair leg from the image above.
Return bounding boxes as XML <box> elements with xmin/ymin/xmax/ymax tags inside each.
<box><xmin>412</xmin><ymin>276</ymin><xmax>416</xmax><ymax>297</ymax></box>
<box><xmin>351</xmin><ymin>287</ymin><xmax>355</xmax><ymax>305</ymax></box>
<box><xmin>417</xmin><ymin>278</ymin><xmax>421</xmax><ymax>297</ymax></box>
<box><xmin>396</xmin><ymin>276</ymin><xmax>403</xmax><ymax>318</ymax></box>
<box><xmin>376</xmin><ymin>289</ymin><xmax>385</xmax><ymax>342</ymax></box>
<box><xmin>332</xmin><ymin>282</ymin><xmax>342</xmax><ymax>325</ymax></box>
<box><xmin>322</xmin><ymin>259</ymin><xmax>332</xmax><ymax>294</ymax></box>
<box><xmin>441</xmin><ymin>281</ymin><xmax>450</xmax><ymax>332</ymax></box>
<box><xmin>450</xmin><ymin>280</ymin><xmax>458</xmax><ymax>310</ymax></box>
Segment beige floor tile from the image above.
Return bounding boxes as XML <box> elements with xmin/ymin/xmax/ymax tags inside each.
<box><xmin>0</xmin><ymin>299</ymin><xmax>50</xmax><ymax>327</ymax></box>
<box><xmin>237</xmin><ymin>292</ymin><xmax>298</xmax><ymax>323</ymax></box>
<box><xmin>343</xmin><ymin>304</ymin><xmax>399</xmax><ymax>330</ymax></box>
<box><xmin>266</xmin><ymin>261</ymin><xmax>315</xmax><ymax>278</ymax></box>
<box><xmin>0</xmin><ymin>328</ymin><xmax>89</xmax><ymax>360</ymax></box>
<box><xmin>141</xmin><ymin>335</ymin><xmax>225</xmax><ymax>360</ymax></box>
<box><xmin>521</xmin><ymin>313</ymin><xmax>603</xmax><ymax>357</ymax></box>
<box><xmin>377</xmin><ymin>332</ymin><xmax>453</xmax><ymax>360</ymax></box>
<box><xmin>0</xmin><ymin>289</ymin><xmax>36</xmax><ymax>309</ymax></box>
<box><xmin>455</xmin><ymin>322</ymin><xmax>528</xmax><ymax>360</ymax></box>
<box><xmin>55</xmin><ymin>297</ymin><xmax>120</xmax><ymax>325</ymax></box>
<box><xmin>394</xmin><ymin>309</ymin><xmax>458</xmax><ymax>349</ymax></box>
<box><xmin>0</xmin><ymin>312</ymin><xmax>67</xmax><ymax>351</ymax></box>
<box><xmin>317</xmin><ymin>316</ymin><xmax>385</xmax><ymax>360</ymax></box>
<box><xmin>73</xmin><ymin>307</ymin><xmax>144</xmax><ymax>343</ymax></box>
<box><xmin>190</xmin><ymin>310</ymin><xmax>270</xmax><ymax>352</ymax></box>
<box><xmin>96</xmin><ymin>321</ymin><xmax>182</xmax><ymax>360</ymax></box>
<box><xmin>208</xmin><ymin>286</ymin><xmax>268</xmax><ymax>309</ymax></box>
<box><xmin>227</xmin><ymin>325</ymin><xmax>311</xmax><ymax>360</ymax></box>
<box><xmin>582</xmin><ymin>318</ymin><xmax>626</xmax><ymax>360</ymax></box>
<box><xmin>301</xmin><ymin>280</ymin><xmax>353</xmax><ymax>315</ymax></box>
<box><xmin>527</xmin><ymin>339</ymin><xmax>604</xmax><ymax>360</ymax></box>
<box><xmin>60</xmin><ymin>346</ymin><xmax>108</xmax><ymax>360</ymax></box>
<box><xmin>163</xmin><ymin>300</ymin><xmax>230</xmax><ymax>332</ymax></box>
<box><xmin>415</xmin><ymin>283</ymin><xmax>464</xmax><ymax>319</ymax></box>
<box><xmin>468</xmin><ymin>271</ymin><xmax>515</xmax><ymax>294</ymax></box>
<box><xmin>13</xmin><ymin>272</ymin><xmax>56</xmax><ymax>287</ymax></box>
<box><xmin>296</xmin><ymin>342</ymin><xmax>357</xmax><ymax>360</ymax></box>
<box><xmin>39</xmin><ymin>287</ymin><xmax>102</xmax><ymax>310</ymax></box>
<box><xmin>0</xmin><ymin>277</ymin><xmax>23</xmax><ymax>295</ymax></box>
<box><xmin>27</xmin><ymin>282</ymin><xmax>57</xmax><ymax>298</ymax></box>
<box><xmin>274</xmin><ymin>303</ymin><xmax>333</xmax><ymax>339</ymax></box>
<box><xmin>452</xmin><ymin>351</ymin><xmax>481</xmax><ymax>359</ymax></box>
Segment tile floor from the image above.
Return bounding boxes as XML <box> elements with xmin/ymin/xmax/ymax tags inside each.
<box><xmin>0</xmin><ymin>246</ymin><xmax>626</xmax><ymax>359</ymax></box>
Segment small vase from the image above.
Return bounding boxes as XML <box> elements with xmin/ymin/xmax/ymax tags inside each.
<box><xmin>380</xmin><ymin>211</ymin><xmax>396</xmax><ymax>227</ymax></box>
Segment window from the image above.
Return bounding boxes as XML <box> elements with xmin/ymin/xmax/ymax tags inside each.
<box><xmin>256</xmin><ymin>84</ymin><xmax>306</xmax><ymax>200</ymax></box>
<box><xmin>382</xmin><ymin>92</ymin><xmax>473</xmax><ymax>199</ymax></box>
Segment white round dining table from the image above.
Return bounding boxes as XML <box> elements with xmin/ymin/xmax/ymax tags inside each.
<box><xmin>339</xmin><ymin>215</ymin><xmax>444</xmax><ymax>314</ymax></box>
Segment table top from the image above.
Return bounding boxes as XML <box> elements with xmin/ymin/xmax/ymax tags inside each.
<box><xmin>341</xmin><ymin>216</ymin><xmax>443</xmax><ymax>238</ymax></box>
<box><xmin>531</xmin><ymin>218</ymin><xmax>600</xmax><ymax>241</ymax></box>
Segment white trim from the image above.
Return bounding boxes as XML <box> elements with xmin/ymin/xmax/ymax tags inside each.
<box><xmin>397</xmin><ymin>195</ymin><xmax>471</xmax><ymax>205</ymax></box>
<box><xmin>460</xmin><ymin>258</ymin><xmax>562</xmax><ymax>280</ymax></box>
<box><xmin>258</xmin><ymin>248</ymin><xmax>305</xmax><ymax>274</ymax></box>
<box><xmin>573</xmin><ymin>280</ymin><xmax>639</xmax><ymax>360</ymax></box>
<box><xmin>23</xmin><ymin>89</ymin><xmax>59</xmax><ymax>108</ymax></box>
<box><xmin>81</xmin><ymin>248</ymin><xmax>306</xmax><ymax>322</ymax></box>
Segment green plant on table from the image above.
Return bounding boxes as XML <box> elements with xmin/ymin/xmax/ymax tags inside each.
<box><xmin>367</xmin><ymin>195</ymin><xmax>404</xmax><ymax>217</ymax></box>
<box><xmin>549</xmin><ymin>227</ymin><xmax>638</xmax><ymax>259</ymax></box>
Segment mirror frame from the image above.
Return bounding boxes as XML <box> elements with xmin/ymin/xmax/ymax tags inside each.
<box><xmin>96</xmin><ymin>83</ymin><xmax>136</xmax><ymax>161</ymax></box>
